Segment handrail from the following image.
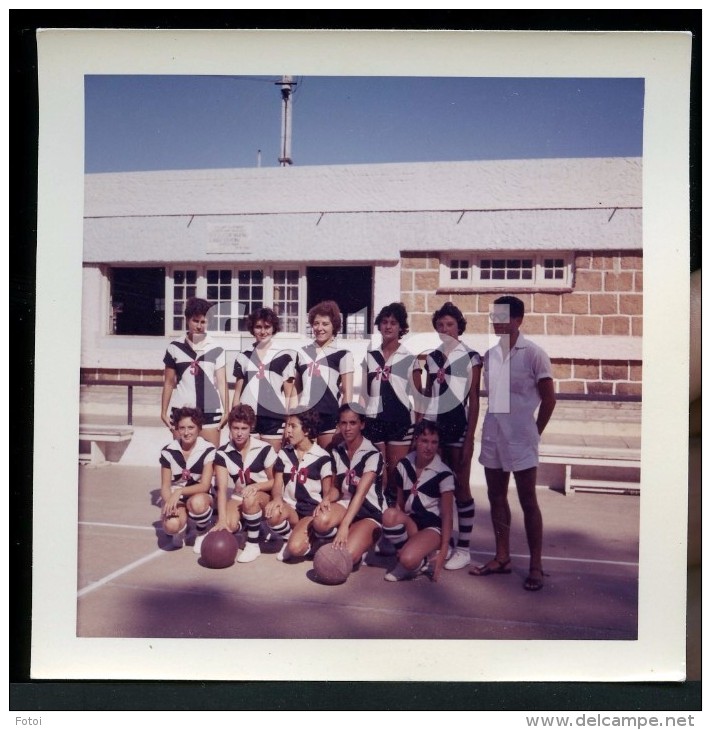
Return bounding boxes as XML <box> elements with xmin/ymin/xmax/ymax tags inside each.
<box><xmin>80</xmin><ymin>379</ymin><xmax>641</xmax><ymax>426</ymax></box>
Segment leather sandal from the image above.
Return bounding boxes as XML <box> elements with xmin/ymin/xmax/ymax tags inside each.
<box><xmin>523</xmin><ymin>568</ymin><xmax>545</xmax><ymax>591</ymax></box>
<box><xmin>469</xmin><ymin>557</ymin><xmax>512</xmax><ymax>576</ymax></box>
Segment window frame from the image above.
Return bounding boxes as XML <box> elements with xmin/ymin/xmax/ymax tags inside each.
<box><xmin>164</xmin><ymin>264</ymin><xmax>305</xmax><ymax>336</ymax></box>
<box><xmin>439</xmin><ymin>252</ymin><xmax>574</xmax><ymax>290</ymax></box>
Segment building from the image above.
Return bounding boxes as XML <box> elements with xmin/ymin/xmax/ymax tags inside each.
<box><xmin>82</xmin><ymin>157</ymin><xmax>642</xmax><ymax>398</ymax></box>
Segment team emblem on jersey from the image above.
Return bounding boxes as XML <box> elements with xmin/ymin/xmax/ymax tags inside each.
<box><xmin>181</xmin><ymin>468</ymin><xmax>191</xmax><ymax>482</ymax></box>
<box><xmin>237</xmin><ymin>467</ymin><xmax>251</xmax><ymax>484</ymax></box>
<box><xmin>345</xmin><ymin>468</ymin><xmax>360</xmax><ymax>487</ymax></box>
<box><xmin>256</xmin><ymin>363</ymin><xmax>266</xmax><ymax>380</ymax></box>
<box><xmin>290</xmin><ymin>465</ymin><xmax>308</xmax><ymax>484</ymax></box>
<box><xmin>307</xmin><ymin>361</ymin><xmax>322</xmax><ymax>378</ymax></box>
<box><xmin>189</xmin><ymin>360</ymin><xmax>199</xmax><ymax>375</ymax></box>
<box><xmin>436</xmin><ymin>368</ymin><xmax>447</xmax><ymax>384</ymax></box>
<box><xmin>375</xmin><ymin>365</ymin><xmax>391</xmax><ymax>381</ymax></box>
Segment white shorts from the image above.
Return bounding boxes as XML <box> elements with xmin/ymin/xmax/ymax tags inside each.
<box><xmin>478</xmin><ymin>414</ymin><xmax>539</xmax><ymax>473</ymax></box>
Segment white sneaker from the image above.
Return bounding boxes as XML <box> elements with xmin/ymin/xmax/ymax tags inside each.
<box><xmin>276</xmin><ymin>543</ymin><xmax>290</xmax><ymax>562</ymax></box>
<box><xmin>444</xmin><ymin>547</ymin><xmax>471</xmax><ymax>570</ymax></box>
<box><xmin>192</xmin><ymin>532</ymin><xmax>207</xmax><ymax>555</ymax></box>
<box><xmin>171</xmin><ymin>531</ymin><xmax>185</xmax><ymax>549</ymax></box>
<box><xmin>237</xmin><ymin>541</ymin><xmax>261</xmax><ymax>563</ymax></box>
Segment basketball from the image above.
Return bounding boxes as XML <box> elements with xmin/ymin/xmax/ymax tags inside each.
<box><xmin>200</xmin><ymin>530</ymin><xmax>239</xmax><ymax>569</ymax></box>
<box><xmin>313</xmin><ymin>543</ymin><xmax>353</xmax><ymax>585</ymax></box>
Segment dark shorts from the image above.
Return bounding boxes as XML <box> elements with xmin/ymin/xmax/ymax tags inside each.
<box><xmin>424</xmin><ymin>417</ymin><xmax>467</xmax><ymax>448</ymax></box>
<box><xmin>171</xmin><ymin>407</ymin><xmax>222</xmax><ymax>428</ymax></box>
<box><xmin>255</xmin><ymin>415</ymin><xmax>285</xmax><ymax>437</ymax></box>
<box><xmin>365</xmin><ymin>418</ymin><xmax>414</xmax><ymax>446</ymax></box>
<box><xmin>315</xmin><ymin>411</ymin><xmax>339</xmax><ymax>435</ymax></box>
<box><xmin>411</xmin><ymin>510</ymin><xmax>442</xmax><ymax>533</ymax></box>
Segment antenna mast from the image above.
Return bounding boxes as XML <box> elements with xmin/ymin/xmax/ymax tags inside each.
<box><xmin>276</xmin><ymin>76</ymin><xmax>297</xmax><ymax>166</ymax></box>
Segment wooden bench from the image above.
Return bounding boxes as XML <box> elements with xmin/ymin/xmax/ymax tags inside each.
<box><xmin>79</xmin><ymin>424</ymin><xmax>134</xmax><ymax>466</ymax></box>
<box><xmin>538</xmin><ymin>441</ymin><xmax>641</xmax><ymax>495</ymax></box>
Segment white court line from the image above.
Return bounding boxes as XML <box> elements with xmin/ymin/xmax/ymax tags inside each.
<box><xmin>79</xmin><ymin>520</ymin><xmax>155</xmax><ymax>531</ymax></box>
<box><xmin>471</xmin><ymin>551</ymin><xmax>638</xmax><ymax>568</ymax></box>
<box><xmin>78</xmin><ymin>548</ymin><xmax>167</xmax><ymax>598</ymax></box>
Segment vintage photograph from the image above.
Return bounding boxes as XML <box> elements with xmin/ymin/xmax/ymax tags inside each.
<box><xmin>31</xmin><ymin>29</ymin><xmax>691</xmax><ymax>682</ymax></box>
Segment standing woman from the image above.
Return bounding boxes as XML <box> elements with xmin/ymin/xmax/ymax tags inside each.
<box><xmin>232</xmin><ymin>307</ymin><xmax>295</xmax><ymax>452</ymax></box>
<box><xmin>159</xmin><ymin>407</ymin><xmax>216</xmax><ymax>550</ymax></box>
<box><xmin>362</xmin><ymin>302</ymin><xmax>416</xmax><ymax>507</ymax></box>
<box><xmin>264</xmin><ymin>409</ymin><xmax>337</xmax><ymax>561</ymax></box>
<box><xmin>161</xmin><ymin>297</ymin><xmax>228</xmax><ymax>448</ymax></box>
<box><xmin>294</xmin><ymin>300</ymin><xmax>354</xmax><ymax>449</ymax></box>
<box><xmin>417</xmin><ymin>302</ymin><xmax>482</xmax><ymax>571</ymax></box>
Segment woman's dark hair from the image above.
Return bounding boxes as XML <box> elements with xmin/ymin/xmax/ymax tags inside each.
<box><xmin>338</xmin><ymin>402</ymin><xmax>366</xmax><ymax>423</ymax></box>
<box><xmin>227</xmin><ymin>404</ymin><xmax>257</xmax><ymax>429</ymax></box>
<box><xmin>413</xmin><ymin>419</ymin><xmax>441</xmax><ymax>441</ymax></box>
<box><xmin>184</xmin><ymin>297</ymin><xmax>213</xmax><ymax>320</ymax></box>
<box><xmin>308</xmin><ymin>300</ymin><xmax>342</xmax><ymax>335</ymax></box>
<box><xmin>288</xmin><ymin>408</ymin><xmax>322</xmax><ymax>441</ymax></box>
<box><xmin>432</xmin><ymin>301</ymin><xmax>467</xmax><ymax>335</ymax></box>
<box><xmin>374</xmin><ymin>302</ymin><xmax>409</xmax><ymax>337</ymax></box>
<box><xmin>174</xmin><ymin>407</ymin><xmax>204</xmax><ymax>429</ymax></box>
<box><xmin>246</xmin><ymin>307</ymin><xmax>281</xmax><ymax>336</ymax></box>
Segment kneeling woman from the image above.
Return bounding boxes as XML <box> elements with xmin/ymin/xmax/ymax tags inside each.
<box><xmin>211</xmin><ymin>404</ymin><xmax>278</xmax><ymax>562</ymax></box>
<box><xmin>159</xmin><ymin>407</ymin><xmax>216</xmax><ymax>550</ymax></box>
<box><xmin>265</xmin><ymin>408</ymin><xmax>336</xmax><ymax>561</ymax></box>
<box><xmin>381</xmin><ymin>420</ymin><xmax>454</xmax><ymax>582</ymax></box>
<box><xmin>311</xmin><ymin>404</ymin><xmax>385</xmax><ymax>569</ymax></box>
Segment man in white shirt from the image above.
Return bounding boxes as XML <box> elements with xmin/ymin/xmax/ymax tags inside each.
<box><xmin>472</xmin><ymin>296</ymin><xmax>556</xmax><ymax>591</ymax></box>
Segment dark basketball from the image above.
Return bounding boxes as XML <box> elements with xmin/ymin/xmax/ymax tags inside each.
<box><xmin>200</xmin><ymin>530</ymin><xmax>239</xmax><ymax>569</ymax></box>
<box><xmin>313</xmin><ymin>543</ymin><xmax>353</xmax><ymax>585</ymax></box>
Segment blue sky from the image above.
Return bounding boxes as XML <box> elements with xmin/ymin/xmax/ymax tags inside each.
<box><xmin>85</xmin><ymin>75</ymin><xmax>644</xmax><ymax>173</ymax></box>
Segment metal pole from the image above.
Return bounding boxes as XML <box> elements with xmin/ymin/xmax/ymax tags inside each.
<box><xmin>127</xmin><ymin>385</ymin><xmax>133</xmax><ymax>425</ymax></box>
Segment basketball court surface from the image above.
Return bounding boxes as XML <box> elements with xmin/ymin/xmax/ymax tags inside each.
<box><xmin>77</xmin><ymin>463</ymin><xmax>639</xmax><ymax>641</ymax></box>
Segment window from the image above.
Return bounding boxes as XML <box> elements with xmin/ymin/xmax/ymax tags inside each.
<box><xmin>108</xmin><ymin>264</ymin><xmax>373</xmax><ymax>337</ymax></box>
<box><xmin>441</xmin><ymin>253</ymin><xmax>573</xmax><ymax>289</ymax></box>
<box><xmin>273</xmin><ymin>269</ymin><xmax>300</xmax><ymax>333</ymax></box>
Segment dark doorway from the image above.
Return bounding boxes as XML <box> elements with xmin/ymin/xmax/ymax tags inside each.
<box><xmin>111</xmin><ymin>267</ymin><xmax>165</xmax><ymax>335</ymax></box>
<box><xmin>306</xmin><ymin>266</ymin><xmax>372</xmax><ymax>338</ymax></box>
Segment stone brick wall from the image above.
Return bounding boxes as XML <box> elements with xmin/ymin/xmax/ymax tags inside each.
<box><xmin>401</xmin><ymin>250</ymin><xmax>643</xmax><ymax>397</ymax></box>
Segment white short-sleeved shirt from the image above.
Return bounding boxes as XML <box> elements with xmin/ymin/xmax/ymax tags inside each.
<box><xmin>362</xmin><ymin>344</ymin><xmax>416</xmax><ymax>423</ymax></box>
<box><xmin>331</xmin><ymin>437</ymin><xmax>384</xmax><ymax>520</ymax></box>
<box><xmin>163</xmin><ymin>334</ymin><xmax>226</xmax><ymax>415</ymax></box>
<box><xmin>274</xmin><ymin>442</ymin><xmax>333</xmax><ymax>516</ymax></box>
<box><xmin>481</xmin><ymin>333</ymin><xmax>553</xmax><ymax>445</ymax></box>
<box><xmin>159</xmin><ymin>436</ymin><xmax>216</xmax><ymax>486</ymax></box>
<box><xmin>393</xmin><ymin>453</ymin><xmax>455</xmax><ymax>521</ymax></box>
<box><xmin>232</xmin><ymin>344</ymin><xmax>295</xmax><ymax>420</ymax></box>
<box><xmin>214</xmin><ymin>436</ymin><xmax>278</xmax><ymax>499</ymax></box>
<box><xmin>295</xmin><ymin>341</ymin><xmax>354</xmax><ymax>415</ymax></box>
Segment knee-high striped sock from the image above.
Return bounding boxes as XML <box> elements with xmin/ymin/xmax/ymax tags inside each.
<box><xmin>271</xmin><ymin>519</ymin><xmax>292</xmax><ymax>541</ymax></box>
<box><xmin>189</xmin><ymin>505</ymin><xmax>214</xmax><ymax>533</ymax></box>
<box><xmin>383</xmin><ymin>524</ymin><xmax>408</xmax><ymax>551</ymax></box>
<box><xmin>455</xmin><ymin>498</ymin><xmax>475</xmax><ymax>550</ymax></box>
<box><xmin>242</xmin><ymin>510</ymin><xmax>263</xmax><ymax>545</ymax></box>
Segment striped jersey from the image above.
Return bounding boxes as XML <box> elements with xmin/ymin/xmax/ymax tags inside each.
<box><xmin>274</xmin><ymin>443</ymin><xmax>333</xmax><ymax>516</ymax></box>
<box><xmin>163</xmin><ymin>334</ymin><xmax>226</xmax><ymax>415</ymax></box>
<box><xmin>363</xmin><ymin>344</ymin><xmax>416</xmax><ymax>423</ymax></box>
<box><xmin>331</xmin><ymin>437</ymin><xmax>384</xmax><ymax>520</ymax></box>
<box><xmin>159</xmin><ymin>436</ymin><xmax>216</xmax><ymax>486</ymax></box>
<box><xmin>214</xmin><ymin>436</ymin><xmax>278</xmax><ymax>498</ymax></box>
<box><xmin>393</xmin><ymin>453</ymin><xmax>455</xmax><ymax>522</ymax></box>
<box><xmin>232</xmin><ymin>344</ymin><xmax>295</xmax><ymax>420</ymax></box>
<box><xmin>420</xmin><ymin>340</ymin><xmax>482</xmax><ymax>426</ymax></box>
<box><xmin>295</xmin><ymin>341</ymin><xmax>354</xmax><ymax>415</ymax></box>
